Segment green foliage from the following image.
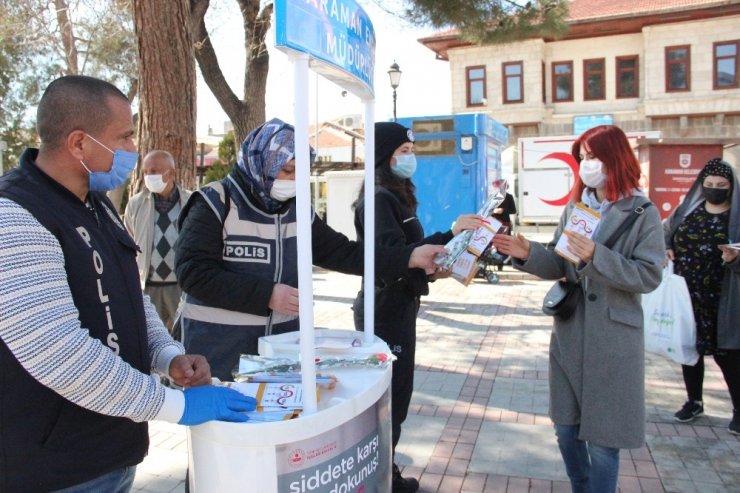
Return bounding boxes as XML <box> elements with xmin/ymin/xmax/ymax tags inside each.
<box><xmin>402</xmin><ymin>0</ymin><xmax>569</xmax><ymax>44</ymax></box>
<box><xmin>84</xmin><ymin>3</ymin><xmax>138</xmax><ymax>95</ymax></box>
<box><xmin>0</xmin><ymin>2</ymin><xmax>42</xmax><ymax>170</ymax></box>
<box><xmin>0</xmin><ymin>0</ymin><xmax>137</xmax><ymax>172</ymax></box>
<box><xmin>218</xmin><ymin>131</ymin><xmax>237</xmax><ymax>165</ymax></box>
<box><xmin>203</xmin><ymin>160</ymin><xmax>232</xmax><ymax>185</ymax></box>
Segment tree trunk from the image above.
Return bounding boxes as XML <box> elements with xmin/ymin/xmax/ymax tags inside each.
<box><xmin>191</xmin><ymin>0</ymin><xmax>270</xmax><ymax>144</ymax></box>
<box><xmin>54</xmin><ymin>0</ymin><xmax>79</xmax><ymax>74</ymax></box>
<box><xmin>132</xmin><ymin>0</ymin><xmax>197</xmax><ymax>191</ymax></box>
<box><xmin>239</xmin><ymin>0</ymin><xmax>270</xmax><ymax>138</ymax></box>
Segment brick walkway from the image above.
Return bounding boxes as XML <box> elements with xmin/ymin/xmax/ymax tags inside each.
<box><xmin>133</xmin><ymin>268</ymin><xmax>739</xmax><ymax>493</ymax></box>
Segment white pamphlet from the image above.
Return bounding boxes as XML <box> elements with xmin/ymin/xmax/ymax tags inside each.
<box><xmin>554</xmin><ymin>203</ymin><xmax>601</xmax><ymax>264</ymax></box>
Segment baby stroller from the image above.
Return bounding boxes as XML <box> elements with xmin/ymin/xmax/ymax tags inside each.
<box><xmin>476</xmin><ymin>242</ymin><xmax>508</xmax><ymax>284</ymax></box>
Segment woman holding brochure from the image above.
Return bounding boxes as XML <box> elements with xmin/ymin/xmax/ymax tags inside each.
<box><xmin>174</xmin><ymin>118</ymin><xmax>446</xmax><ymax>381</ymax></box>
<box><xmin>493</xmin><ymin>125</ymin><xmax>664</xmax><ymax>493</ymax></box>
<box><xmin>663</xmin><ymin>157</ymin><xmax>740</xmax><ymax>435</ymax></box>
<box><xmin>351</xmin><ymin>121</ymin><xmax>486</xmax><ymax>493</ymax></box>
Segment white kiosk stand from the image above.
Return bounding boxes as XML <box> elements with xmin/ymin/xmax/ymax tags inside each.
<box><xmin>187</xmin><ymin>1</ymin><xmax>392</xmax><ymax>491</ymax></box>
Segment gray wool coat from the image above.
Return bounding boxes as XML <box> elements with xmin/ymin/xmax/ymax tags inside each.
<box><xmin>514</xmin><ymin>194</ymin><xmax>664</xmax><ymax>449</ymax></box>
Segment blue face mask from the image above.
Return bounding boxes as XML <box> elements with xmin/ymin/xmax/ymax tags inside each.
<box><xmin>80</xmin><ymin>134</ymin><xmax>139</xmax><ymax>191</ymax></box>
<box><xmin>391</xmin><ymin>154</ymin><xmax>417</xmax><ymax>179</ymax></box>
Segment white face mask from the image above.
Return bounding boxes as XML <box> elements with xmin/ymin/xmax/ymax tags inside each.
<box><xmin>579</xmin><ymin>158</ymin><xmax>607</xmax><ymax>189</ymax></box>
<box><xmin>144</xmin><ymin>174</ymin><xmax>167</xmax><ymax>194</ymax></box>
<box><xmin>270</xmin><ymin>179</ymin><xmax>297</xmax><ymax>201</ymax></box>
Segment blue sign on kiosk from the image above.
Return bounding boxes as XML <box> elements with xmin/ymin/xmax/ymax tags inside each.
<box><xmin>274</xmin><ymin>0</ymin><xmax>376</xmax><ymax>98</ymax></box>
<box><xmin>185</xmin><ymin>4</ymin><xmax>394</xmax><ymax>493</ymax></box>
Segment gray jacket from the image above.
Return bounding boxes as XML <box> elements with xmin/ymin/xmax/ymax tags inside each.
<box><xmin>663</xmin><ymin>166</ymin><xmax>740</xmax><ymax>350</ymax></box>
<box><xmin>123</xmin><ymin>185</ymin><xmax>192</xmax><ymax>289</ymax></box>
<box><xmin>515</xmin><ymin>195</ymin><xmax>664</xmax><ymax>449</ymax></box>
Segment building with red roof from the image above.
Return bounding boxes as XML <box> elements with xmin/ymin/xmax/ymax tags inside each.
<box><xmin>418</xmin><ymin>0</ymin><xmax>740</xmax><ymax>164</ymax></box>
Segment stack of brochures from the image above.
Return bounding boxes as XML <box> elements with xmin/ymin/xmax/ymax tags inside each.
<box><xmin>220</xmin><ymin>381</ymin><xmax>315</xmax><ymax>422</ymax></box>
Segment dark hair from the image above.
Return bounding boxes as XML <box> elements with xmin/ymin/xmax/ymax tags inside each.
<box><xmin>352</xmin><ymin>156</ymin><xmax>418</xmax><ymax>211</ymax></box>
<box><xmin>37</xmin><ymin>75</ymin><xmax>129</xmax><ymax>150</ymax></box>
<box><xmin>570</xmin><ymin>125</ymin><xmax>641</xmax><ymax>202</ymax></box>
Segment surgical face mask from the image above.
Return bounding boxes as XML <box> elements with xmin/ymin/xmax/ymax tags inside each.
<box><xmin>579</xmin><ymin>158</ymin><xmax>607</xmax><ymax>189</ymax></box>
<box><xmin>80</xmin><ymin>134</ymin><xmax>139</xmax><ymax>191</ymax></box>
<box><xmin>391</xmin><ymin>154</ymin><xmax>417</xmax><ymax>179</ymax></box>
<box><xmin>702</xmin><ymin>185</ymin><xmax>730</xmax><ymax>205</ymax></box>
<box><xmin>144</xmin><ymin>174</ymin><xmax>168</xmax><ymax>194</ymax></box>
<box><xmin>269</xmin><ymin>179</ymin><xmax>297</xmax><ymax>201</ymax></box>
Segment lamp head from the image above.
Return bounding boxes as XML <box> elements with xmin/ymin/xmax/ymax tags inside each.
<box><xmin>388</xmin><ymin>62</ymin><xmax>402</xmax><ymax>89</ymax></box>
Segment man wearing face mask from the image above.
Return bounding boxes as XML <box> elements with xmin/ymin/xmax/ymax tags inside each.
<box><xmin>124</xmin><ymin>150</ymin><xmax>192</xmax><ymax>333</ymax></box>
<box><xmin>174</xmin><ymin>118</ymin><xmax>447</xmax><ymax>382</ymax></box>
<box><xmin>0</xmin><ymin>75</ymin><xmax>259</xmax><ymax>492</ymax></box>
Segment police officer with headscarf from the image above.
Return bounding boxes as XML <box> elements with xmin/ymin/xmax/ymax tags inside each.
<box><xmin>175</xmin><ymin>118</ymin><xmax>445</xmax><ymax>380</ymax></box>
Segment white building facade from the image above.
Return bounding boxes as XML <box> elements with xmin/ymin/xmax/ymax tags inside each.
<box><xmin>420</xmin><ymin>0</ymin><xmax>740</xmax><ymax>162</ymax></box>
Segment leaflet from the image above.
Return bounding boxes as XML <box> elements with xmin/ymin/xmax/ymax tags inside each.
<box><xmin>554</xmin><ymin>203</ymin><xmax>601</xmax><ymax>264</ymax></box>
<box><xmin>451</xmin><ymin>251</ymin><xmax>479</xmax><ymax>286</ymax></box>
<box><xmin>466</xmin><ymin>218</ymin><xmax>505</xmax><ymax>257</ymax></box>
<box><xmin>434</xmin><ymin>188</ymin><xmax>506</xmax><ymax>270</ymax></box>
<box><xmin>220</xmin><ymin>381</ymin><xmax>317</xmax><ymax>422</ymax></box>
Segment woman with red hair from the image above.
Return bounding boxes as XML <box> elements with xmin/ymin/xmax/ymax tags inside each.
<box><xmin>493</xmin><ymin>125</ymin><xmax>665</xmax><ymax>492</ymax></box>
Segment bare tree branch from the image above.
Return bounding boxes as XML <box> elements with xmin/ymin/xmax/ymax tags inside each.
<box><xmin>54</xmin><ymin>0</ymin><xmax>79</xmax><ymax>73</ymax></box>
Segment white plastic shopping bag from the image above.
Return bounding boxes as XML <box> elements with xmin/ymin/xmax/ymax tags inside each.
<box><xmin>642</xmin><ymin>261</ymin><xmax>699</xmax><ymax>366</ymax></box>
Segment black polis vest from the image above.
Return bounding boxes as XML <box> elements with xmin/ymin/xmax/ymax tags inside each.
<box><xmin>0</xmin><ymin>149</ymin><xmax>150</xmax><ymax>492</ymax></box>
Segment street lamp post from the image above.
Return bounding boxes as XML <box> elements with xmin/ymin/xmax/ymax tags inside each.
<box><xmin>387</xmin><ymin>61</ymin><xmax>402</xmax><ymax>122</ymax></box>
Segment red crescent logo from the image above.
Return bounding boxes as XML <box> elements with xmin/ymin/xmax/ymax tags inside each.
<box><xmin>537</xmin><ymin>152</ymin><xmax>578</xmax><ymax>206</ymax></box>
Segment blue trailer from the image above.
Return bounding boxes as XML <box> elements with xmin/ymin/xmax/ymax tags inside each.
<box><xmin>396</xmin><ymin>113</ymin><xmax>509</xmax><ymax>235</ymax></box>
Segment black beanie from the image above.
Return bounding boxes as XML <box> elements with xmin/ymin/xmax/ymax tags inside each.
<box><xmin>375</xmin><ymin>121</ymin><xmax>414</xmax><ymax>168</ymax></box>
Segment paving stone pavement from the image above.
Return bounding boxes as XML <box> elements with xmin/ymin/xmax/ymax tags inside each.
<box><xmin>133</xmin><ymin>268</ymin><xmax>739</xmax><ymax>493</ymax></box>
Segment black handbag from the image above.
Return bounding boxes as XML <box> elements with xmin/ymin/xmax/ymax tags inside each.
<box><xmin>542</xmin><ymin>280</ymin><xmax>582</xmax><ymax>319</ymax></box>
<box><xmin>541</xmin><ymin>201</ymin><xmax>653</xmax><ymax>320</ymax></box>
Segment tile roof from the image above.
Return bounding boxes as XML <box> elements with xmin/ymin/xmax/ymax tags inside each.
<box><xmin>567</xmin><ymin>0</ymin><xmax>735</xmax><ymax>22</ymax></box>
<box><xmin>420</xmin><ymin>0</ymin><xmax>736</xmax><ymax>39</ymax></box>
<box><xmin>418</xmin><ymin>0</ymin><xmax>739</xmax><ymax>59</ymax></box>
<box><xmin>309</xmin><ymin>124</ymin><xmax>364</xmax><ymax>149</ymax></box>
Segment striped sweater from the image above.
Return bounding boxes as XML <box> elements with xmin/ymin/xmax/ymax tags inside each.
<box><xmin>0</xmin><ymin>198</ymin><xmax>184</xmax><ymax>423</ymax></box>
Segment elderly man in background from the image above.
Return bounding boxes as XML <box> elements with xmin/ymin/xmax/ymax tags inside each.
<box><xmin>124</xmin><ymin>150</ymin><xmax>191</xmax><ymax>333</ymax></box>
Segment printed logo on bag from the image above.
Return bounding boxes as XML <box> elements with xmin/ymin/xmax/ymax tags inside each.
<box><xmin>648</xmin><ymin>309</ymin><xmax>675</xmax><ymax>334</ymax></box>
<box><xmin>223</xmin><ymin>240</ymin><xmax>270</xmax><ymax>263</ymax></box>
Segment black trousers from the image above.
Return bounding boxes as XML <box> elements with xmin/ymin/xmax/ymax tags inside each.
<box><xmin>681</xmin><ymin>350</ymin><xmax>740</xmax><ymax>410</ymax></box>
<box><xmin>354</xmin><ymin>285</ymin><xmax>420</xmax><ymax>452</ymax></box>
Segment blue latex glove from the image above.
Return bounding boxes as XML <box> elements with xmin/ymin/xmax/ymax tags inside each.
<box><xmin>178</xmin><ymin>386</ymin><xmax>257</xmax><ymax>426</ymax></box>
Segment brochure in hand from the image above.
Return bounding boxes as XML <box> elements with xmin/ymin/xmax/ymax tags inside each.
<box><xmin>554</xmin><ymin>203</ymin><xmax>601</xmax><ymax>264</ymax></box>
<box><xmin>434</xmin><ymin>186</ymin><xmax>507</xmax><ymax>271</ymax></box>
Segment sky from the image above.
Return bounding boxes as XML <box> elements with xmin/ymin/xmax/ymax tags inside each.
<box><xmin>195</xmin><ymin>0</ymin><xmax>452</xmax><ymax>137</ymax></box>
